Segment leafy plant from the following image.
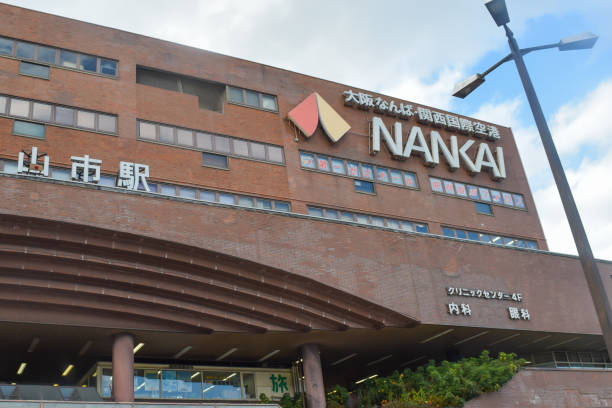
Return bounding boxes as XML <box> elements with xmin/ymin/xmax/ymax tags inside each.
<box><xmin>329</xmin><ymin>351</ymin><xmax>525</xmax><ymax>408</ymax></box>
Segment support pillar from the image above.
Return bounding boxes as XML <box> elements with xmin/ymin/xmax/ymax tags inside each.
<box><xmin>300</xmin><ymin>343</ymin><xmax>326</xmax><ymax>408</ymax></box>
<box><xmin>112</xmin><ymin>333</ymin><xmax>134</xmax><ymax>402</ymax></box>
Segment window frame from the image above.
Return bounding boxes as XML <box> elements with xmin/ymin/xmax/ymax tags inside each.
<box><xmin>225</xmin><ymin>85</ymin><xmax>278</xmax><ymax>113</ymax></box>
<box><xmin>18</xmin><ymin>61</ymin><xmax>50</xmax><ymax>79</ymax></box>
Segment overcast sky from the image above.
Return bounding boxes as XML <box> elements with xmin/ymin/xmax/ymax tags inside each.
<box><xmin>6</xmin><ymin>0</ymin><xmax>612</xmax><ymax>259</ymax></box>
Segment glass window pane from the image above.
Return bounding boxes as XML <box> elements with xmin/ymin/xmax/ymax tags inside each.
<box><xmin>19</xmin><ymin>61</ymin><xmax>50</xmax><ymax>79</ymax></box>
<box><xmin>502</xmin><ymin>237</ymin><xmax>515</xmax><ymax>246</ymax></box>
<box><xmin>274</xmin><ymin>201</ymin><xmax>290</xmax><ymax>212</ymax></box>
<box><xmin>515</xmin><ymin>240</ymin><xmax>526</xmax><ymax>248</ymax></box>
<box><xmin>16</xmin><ymin>42</ymin><xmax>35</xmax><ymax>59</ymax></box>
<box><xmin>490</xmin><ymin>235</ymin><xmax>503</xmax><ymax>245</ymax></box>
<box><xmin>9</xmin><ymin>98</ymin><xmax>30</xmax><ymax>117</ymax></box>
<box><xmin>354</xmin><ymin>179</ymin><xmax>374</xmax><ymax>194</ymax></box>
<box><xmin>13</xmin><ymin>120</ymin><xmax>45</xmax><ymax>138</ymax></box>
<box><xmin>177</xmin><ymin>129</ymin><xmax>194</xmax><ymax>146</ymax></box>
<box><xmin>479</xmin><ymin>233</ymin><xmax>491</xmax><ymax>243</ymax></box>
<box><xmin>77</xmin><ymin>110</ymin><xmax>95</xmax><ymax>129</ymax></box>
<box><xmin>160</xmin><ymin>184</ymin><xmax>176</xmax><ymax>196</ymax></box>
<box><xmin>390</xmin><ymin>169</ymin><xmax>403</xmax><ymax>185</ymax></box>
<box><xmin>308</xmin><ymin>207</ymin><xmax>323</xmax><ymax>217</ymax></box>
<box><xmin>59</xmin><ymin>50</ymin><xmax>78</xmax><ymax>68</ymax></box>
<box><xmin>55</xmin><ymin>106</ymin><xmax>74</xmax><ymax>125</ymax></box>
<box><xmin>442</xmin><ymin>227</ymin><xmax>455</xmax><ymax>237</ymax></box>
<box><xmin>159</xmin><ymin>125</ymin><xmax>174</xmax><ymax>143</ymax></box>
<box><xmin>228</xmin><ymin>87</ymin><xmax>243</xmax><ymax>103</ymax></box>
<box><xmin>256</xmin><ymin>199</ymin><xmax>272</xmax><ymax>209</ymax></box>
<box><xmin>317</xmin><ymin>155</ymin><xmax>330</xmax><ymax>171</ymax></box>
<box><xmin>361</xmin><ymin>164</ymin><xmax>374</xmax><ymax>180</ymax></box>
<box><xmin>139</xmin><ymin>122</ymin><xmax>156</xmax><ymax>140</ymax></box>
<box><xmin>443</xmin><ymin>180</ymin><xmax>455</xmax><ymax>194</ymax></box>
<box><xmin>478</xmin><ymin>187</ymin><xmax>491</xmax><ymax>202</ymax></box>
<box><xmin>513</xmin><ymin>194</ymin><xmax>525</xmax><ymax>209</ymax></box>
<box><xmin>202</xmin><ymin>371</ymin><xmax>241</xmax><ymax>400</ymax></box>
<box><xmin>134</xmin><ymin>369</ymin><xmax>160</xmax><ymax>399</ymax></box>
<box><xmin>79</xmin><ymin>54</ymin><xmax>97</xmax><ymax>72</ymax></box>
<box><xmin>267</xmin><ymin>145</ymin><xmax>283</xmax><ymax>163</ymax></box>
<box><xmin>0</xmin><ymin>37</ymin><xmax>13</xmax><ymax>56</ymax></box>
<box><xmin>214</xmin><ymin>135</ymin><xmax>230</xmax><ymax>153</ymax></box>
<box><xmin>245</xmin><ymin>90</ymin><xmax>260</xmax><ymax>107</ymax></box>
<box><xmin>232</xmin><ymin>139</ymin><xmax>249</xmax><ymax>156</ymax></box>
<box><xmin>250</xmin><ymin>142</ymin><xmax>266</xmax><ymax>160</ymax></box>
<box><xmin>475</xmin><ymin>202</ymin><xmax>493</xmax><ymax>215</ymax></box>
<box><xmin>262</xmin><ymin>94</ymin><xmax>277</xmax><ymax>110</ymax></box>
<box><xmin>199</xmin><ymin>190</ymin><xmax>216</xmax><ymax>202</ymax></box>
<box><xmin>51</xmin><ymin>167</ymin><xmax>70</xmax><ymax>180</ymax></box>
<box><xmin>331</xmin><ymin>158</ymin><xmax>345</xmax><ymax>174</ymax></box>
<box><xmin>455</xmin><ymin>229</ymin><xmax>467</xmax><ymax>239</ymax></box>
<box><xmin>196</xmin><ymin>132</ymin><xmax>213</xmax><ymax>150</ymax></box>
<box><xmin>325</xmin><ymin>209</ymin><xmax>338</xmax><ymax>220</ymax></box>
<box><xmin>238</xmin><ymin>196</ymin><xmax>254</xmax><ymax>207</ymax></box>
<box><xmin>467</xmin><ymin>231</ymin><xmax>479</xmax><ymax>241</ymax></box>
<box><xmin>371</xmin><ymin>216</ymin><xmax>384</xmax><ymax>227</ymax></box>
<box><xmin>356</xmin><ymin>214</ymin><xmax>369</xmax><ymax>224</ymax></box>
<box><xmin>37</xmin><ymin>46</ymin><xmax>56</xmax><ymax>63</ymax></box>
<box><xmin>98</xmin><ymin>114</ymin><xmax>117</xmax><ymax>133</ymax></box>
<box><xmin>400</xmin><ymin>221</ymin><xmax>414</xmax><ymax>232</ymax></box>
<box><xmin>100</xmin><ymin>58</ymin><xmax>117</xmax><ymax>76</ymax></box>
<box><xmin>146</xmin><ymin>182</ymin><xmax>158</xmax><ymax>193</ymax></box>
<box><xmin>243</xmin><ymin>373</ymin><xmax>256</xmax><ymax>399</ymax></box>
<box><xmin>0</xmin><ymin>96</ymin><xmax>6</xmax><ymax>114</ymax></box>
<box><xmin>376</xmin><ymin>167</ymin><xmax>390</xmax><ymax>183</ymax></box>
<box><xmin>526</xmin><ymin>241</ymin><xmax>538</xmax><ymax>249</ymax></box>
<box><xmin>218</xmin><ymin>193</ymin><xmax>235</xmax><ymax>205</ymax></box>
<box><xmin>404</xmin><ymin>172</ymin><xmax>418</xmax><ymax>188</ymax></box>
<box><xmin>300</xmin><ymin>152</ymin><xmax>315</xmax><ymax>168</ymax></box>
<box><xmin>455</xmin><ymin>182</ymin><xmax>467</xmax><ymax>197</ymax></box>
<box><xmin>386</xmin><ymin>219</ymin><xmax>400</xmax><ymax>229</ymax></box>
<box><xmin>99</xmin><ymin>175</ymin><xmax>115</xmax><ymax>187</ymax></box>
<box><xmin>416</xmin><ymin>224</ymin><xmax>428</xmax><ymax>233</ymax></box>
<box><xmin>202</xmin><ymin>152</ymin><xmax>228</xmax><ymax>169</ymax></box>
<box><xmin>179</xmin><ymin>187</ymin><xmax>196</xmax><ymax>199</ymax></box>
<box><xmin>32</xmin><ymin>102</ymin><xmax>52</xmax><ymax>121</ymax></box>
<box><xmin>347</xmin><ymin>162</ymin><xmax>360</xmax><ymax>177</ymax></box>
<box><xmin>340</xmin><ymin>211</ymin><xmax>354</xmax><ymax>222</ymax></box>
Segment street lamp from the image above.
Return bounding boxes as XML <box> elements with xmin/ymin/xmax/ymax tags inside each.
<box><xmin>453</xmin><ymin>0</ymin><xmax>612</xmax><ymax>360</ymax></box>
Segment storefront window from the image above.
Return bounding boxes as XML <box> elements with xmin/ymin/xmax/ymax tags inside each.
<box><xmin>202</xmin><ymin>371</ymin><xmax>242</xmax><ymax>400</ymax></box>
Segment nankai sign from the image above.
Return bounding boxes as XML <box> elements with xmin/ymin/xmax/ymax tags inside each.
<box><xmin>288</xmin><ymin>91</ymin><xmax>507</xmax><ymax>181</ymax></box>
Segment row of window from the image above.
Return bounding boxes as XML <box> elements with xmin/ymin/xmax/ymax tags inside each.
<box><xmin>430</xmin><ymin>177</ymin><xmax>526</xmax><ymax>210</ymax></box>
<box><xmin>299</xmin><ymin>151</ymin><xmax>419</xmax><ymax>189</ymax></box>
<box><xmin>307</xmin><ymin>205</ymin><xmax>428</xmax><ymax>233</ymax></box>
<box><xmin>227</xmin><ymin>86</ymin><xmax>278</xmax><ymax>112</ymax></box>
<box><xmin>0</xmin><ymin>160</ymin><xmax>291</xmax><ymax>212</ymax></box>
<box><xmin>0</xmin><ymin>36</ymin><xmax>118</xmax><ymax>76</ymax></box>
<box><xmin>441</xmin><ymin>226</ymin><xmax>538</xmax><ymax>249</ymax></box>
<box><xmin>0</xmin><ymin>93</ymin><xmax>117</xmax><ymax>135</ymax></box>
<box><xmin>138</xmin><ymin>120</ymin><xmax>284</xmax><ymax>165</ymax></box>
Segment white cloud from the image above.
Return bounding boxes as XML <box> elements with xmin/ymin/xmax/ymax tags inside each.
<box><xmin>471</xmin><ymin>79</ymin><xmax>612</xmax><ymax>259</ymax></box>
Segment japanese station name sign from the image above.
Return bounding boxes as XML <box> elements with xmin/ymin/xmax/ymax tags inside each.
<box><xmin>17</xmin><ymin>146</ymin><xmax>150</xmax><ymax>191</ymax></box>
<box><xmin>342</xmin><ymin>90</ymin><xmax>506</xmax><ymax>181</ymax></box>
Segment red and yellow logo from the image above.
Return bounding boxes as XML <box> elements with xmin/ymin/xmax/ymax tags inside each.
<box><xmin>288</xmin><ymin>92</ymin><xmax>350</xmax><ymax>143</ymax></box>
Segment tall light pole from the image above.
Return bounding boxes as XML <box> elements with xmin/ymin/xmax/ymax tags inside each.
<box><xmin>453</xmin><ymin>0</ymin><xmax>611</xmax><ymax>360</ymax></box>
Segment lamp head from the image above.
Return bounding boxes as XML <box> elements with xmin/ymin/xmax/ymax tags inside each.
<box><xmin>452</xmin><ymin>74</ymin><xmax>485</xmax><ymax>99</ymax></box>
<box><xmin>559</xmin><ymin>32</ymin><xmax>599</xmax><ymax>51</ymax></box>
<box><xmin>485</xmin><ymin>0</ymin><xmax>510</xmax><ymax>27</ymax></box>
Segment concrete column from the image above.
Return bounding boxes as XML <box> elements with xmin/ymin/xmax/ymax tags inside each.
<box><xmin>300</xmin><ymin>343</ymin><xmax>326</xmax><ymax>408</ymax></box>
<box><xmin>112</xmin><ymin>333</ymin><xmax>134</xmax><ymax>402</ymax></box>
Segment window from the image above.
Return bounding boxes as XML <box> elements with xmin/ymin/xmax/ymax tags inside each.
<box><xmin>0</xmin><ymin>96</ymin><xmax>6</xmax><ymax>114</ymax></box>
<box><xmin>13</xmin><ymin>120</ymin><xmax>45</xmax><ymax>138</ymax></box>
<box><xmin>16</xmin><ymin>42</ymin><xmax>35</xmax><ymax>59</ymax></box>
<box><xmin>274</xmin><ymin>201</ymin><xmax>290</xmax><ymax>212</ymax></box>
<box><xmin>475</xmin><ymin>202</ymin><xmax>493</xmax><ymax>215</ymax></box>
<box><xmin>340</xmin><ymin>211</ymin><xmax>354</xmax><ymax>222</ymax></box>
<box><xmin>354</xmin><ymin>179</ymin><xmax>375</xmax><ymax>194</ymax></box>
<box><xmin>137</xmin><ymin>121</ymin><xmax>284</xmax><ymax>165</ymax></box>
<box><xmin>308</xmin><ymin>207</ymin><xmax>324</xmax><ymax>217</ymax></box>
<box><xmin>98</xmin><ymin>114</ymin><xmax>117</xmax><ymax>133</ymax></box>
<box><xmin>37</xmin><ymin>46</ymin><xmax>56</xmax><ymax>64</ymax></box>
<box><xmin>227</xmin><ymin>85</ymin><xmax>278</xmax><ymax>112</ymax></box>
<box><xmin>300</xmin><ymin>152</ymin><xmax>315</xmax><ymax>169</ymax></box>
<box><xmin>160</xmin><ymin>184</ymin><xmax>176</xmax><ymax>196</ymax></box>
<box><xmin>199</xmin><ymin>190</ymin><xmax>216</xmax><ymax>202</ymax></box>
<box><xmin>19</xmin><ymin>61</ymin><xmax>49</xmax><ymax>79</ymax></box>
<box><xmin>238</xmin><ymin>196</ymin><xmax>254</xmax><ymax>207</ymax></box>
<box><xmin>0</xmin><ymin>38</ymin><xmax>13</xmax><ymax>55</ymax></box>
<box><xmin>77</xmin><ymin>110</ymin><xmax>96</xmax><ymax>129</ymax></box>
<box><xmin>79</xmin><ymin>54</ymin><xmax>97</xmax><ymax>72</ymax></box>
<box><xmin>443</xmin><ymin>226</ymin><xmax>538</xmax><ymax>249</ymax></box>
<box><xmin>179</xmin><ymin>187</ymin><xmax>197</xmax><ymax>199</ymax></box>
<box><xmin>415</xmin><ymin>224</ymin><xmax>428</xmax><ymax>233</ymax></box>
<box><xmin>55</xmin><ymin>107</ymin><xmax>75</xmax><ymax>126</ymax></box>
<box><xmin>32</xmin><ymin>103</ymin><xmax>52</xmax><ymax>121</ymax></box>
<box><xmin>430</xmin><ymin>176</ymin><xmax>526</xmax><ymax>211</ymax></box>
<box><xmin>0</xmin><ymin>36</ymin><xmax>117</xmax><ymax>77</ymax></box>
<box><xmin>256</xmin><ymin>199</ymin><xmax>272</xmax><ymax>209</ymax></box>
<box><xmin>9</xmin><ymin>99</ymin><xmax>30</xmax><ymax>117</ymax></box>
<box><xmin>202</xmin><ymin>152</ymin><xmax>228</xmax><ymax>169</ymax></box>
<box><xmin>218</xmin><ymin>193</ymin><xmax>235</xmax><ymax>205</ymax></box>
<box><xmin>137</xmin><ymin>66</ymin><xmax>224</xmax><ymax>112</ymax></box>
<box><xmin>59</xmin><ymin>50</ymin><xmax>78</xmax><ymax>68</ymax></box>
<box><xmin>442</xmin><ymin>227</ymin><xmax>455</xmax><ymax>237</ymax></box>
